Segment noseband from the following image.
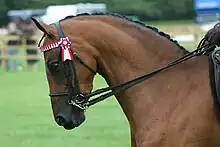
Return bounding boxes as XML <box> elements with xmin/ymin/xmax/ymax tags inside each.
<box><xmin>40</xmin><ymin>20</ymin><xmax>216</xmax><ymax>111</ymax></box>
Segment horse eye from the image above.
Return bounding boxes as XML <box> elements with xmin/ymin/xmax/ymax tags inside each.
<box><xmin>48</xmin><ymin>61</ymin><xmax>61</xmax><ymax>73</ymax></box>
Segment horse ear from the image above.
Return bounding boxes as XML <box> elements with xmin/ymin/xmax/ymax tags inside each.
<box><xmin>31</xmin><ymin>17</ymin><xmax>55</xmax><ymax>37</ymax></box>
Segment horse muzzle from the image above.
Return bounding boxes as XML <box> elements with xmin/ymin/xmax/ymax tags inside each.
<box><xmin>55</xmin><ymin>107</ymin><xmax>86</xmax><ymax>130</ymax></box>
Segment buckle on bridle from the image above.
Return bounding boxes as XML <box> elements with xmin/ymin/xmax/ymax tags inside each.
<box><xmin>75</xmin><ymin>93</ymin><xmax>86</xmax><ymax>103</ymax></box>
<box><xmin>68</xmin><ymin>94</ymin><xmax>88</xmax><ymax>111</ymax></box>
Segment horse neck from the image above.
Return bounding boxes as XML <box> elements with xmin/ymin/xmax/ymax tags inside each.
<box><xmin>80</xmin><ymin>19</ymin><xmax>210</xmax><ymax>133</ymax></box>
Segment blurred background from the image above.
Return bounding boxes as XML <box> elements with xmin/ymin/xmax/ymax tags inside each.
<box><xmin>0</xmin><ymin>0</ymin><xmax>218</xmax><ymax>147</ymax></box>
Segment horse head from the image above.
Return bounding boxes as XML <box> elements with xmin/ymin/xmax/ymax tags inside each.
<box><xmin>32</xmin><ymin>17</ymin><xmax>98</xmax><ymax>130</ymax></box>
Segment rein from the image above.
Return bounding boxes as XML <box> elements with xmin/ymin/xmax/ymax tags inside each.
<box><xmin>86</xmin><ymin>40</ymin><xmax>215</xmax><ymax>107</ymax></box>
<box><xmin>39</xmin><ymin>20</ymin><xmax>216</xmax><ymax>111</ymax></box>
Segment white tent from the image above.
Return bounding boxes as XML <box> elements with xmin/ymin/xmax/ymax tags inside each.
<box><xmin>41</xmin><ymin>5</ymin><xmax>77</xmax><ymax>24</ymax></box>
<box><xmin>41</xmin><ymin>3</ymin><xmax>106</xmax><ymax>24</ymax></box>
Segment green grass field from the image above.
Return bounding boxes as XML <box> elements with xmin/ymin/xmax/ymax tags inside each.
<box><xmin>0</xmin><ymin>71</ymin><xmax>130</xmax><ymax>147</ymax></box>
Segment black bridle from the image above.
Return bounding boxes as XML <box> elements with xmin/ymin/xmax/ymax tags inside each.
<box><xmin>47</xmin><ymin>21</ymin><xmax>216</xmax><ymax>111</ymax></box>
<box><xmin>48</xmin><ymin>21</ymin><xmax>96</xmax><ymax>110</ymax></box>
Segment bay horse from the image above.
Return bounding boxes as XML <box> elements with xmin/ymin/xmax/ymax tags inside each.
<box><xmin>32</xmin><ymin>13</ymin><xmax>220</xmax><ymax>147</ymax></box>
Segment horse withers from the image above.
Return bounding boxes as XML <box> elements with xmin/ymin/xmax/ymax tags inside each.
<box><xmin>32</xmin><ymin>13</ymin><xmax>220</xmax><ymax>147</ymax></box>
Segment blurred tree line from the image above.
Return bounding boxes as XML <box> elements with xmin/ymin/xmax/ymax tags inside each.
<box><xmin>0</xmin><ymin>0</ymin><xmax>195</xmax><ymax>26</ymax></box>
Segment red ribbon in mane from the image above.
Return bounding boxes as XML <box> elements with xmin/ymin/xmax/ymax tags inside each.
<box><xmin>39</xmin><ymin>37</ymin><xmax>74</xmax><ymax>62</ymax></box>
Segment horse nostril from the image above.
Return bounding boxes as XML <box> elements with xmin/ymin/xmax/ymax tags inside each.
<box><xmin>55</xmin><ymin>115</ymin><xmax>66</xmax><ymax>126</ymax></box>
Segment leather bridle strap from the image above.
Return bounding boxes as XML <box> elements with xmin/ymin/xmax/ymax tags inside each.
<box><xmin>54</xmin><ymin>22</ymin><xmax>65</xmax><ymax>38</ymax></box>
<box><xmin>54</xmin><ymin>21</ymin><xmax>96</xmax><ymax>75</ymax></box>
<box><xmin>49</xmin><ymin>22</ymin><xmax>96</xmax><ymax>102</ymax></box>
<box><xmin>72</xmin><ymin>53</ymin><xmax>96</xmax><ymax>74</ymax></box>
<box><xmin>49</xmin><ymin>21</ymin><xmax>97</xmax><ymax>110</ymax></box>
<box><xmin>53</xmin><ymin>22</ymin><xmax>81</xmax><ymax>100</ymax></box>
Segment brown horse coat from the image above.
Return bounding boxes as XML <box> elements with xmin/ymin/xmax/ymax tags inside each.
<box><xmin>33</xmin><ymin>13</ymin><xmax>220</xmax><ymax>147</ymax></box>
